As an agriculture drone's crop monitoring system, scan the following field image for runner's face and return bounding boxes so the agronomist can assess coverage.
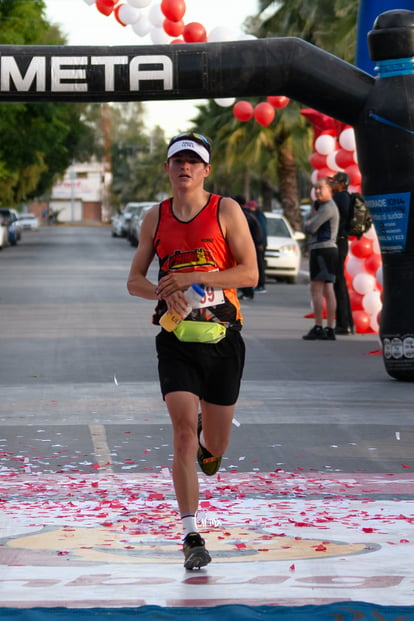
[165,151,210,188]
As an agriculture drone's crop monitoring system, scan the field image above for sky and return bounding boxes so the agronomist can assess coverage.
[44,0,260,137]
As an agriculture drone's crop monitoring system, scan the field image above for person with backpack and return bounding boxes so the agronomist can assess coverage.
[330,172,355,335]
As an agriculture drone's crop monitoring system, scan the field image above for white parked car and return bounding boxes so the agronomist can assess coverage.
[17,213,39,231]
[0,207,20,245]
[264,212,305,284]
[0,221,7,249]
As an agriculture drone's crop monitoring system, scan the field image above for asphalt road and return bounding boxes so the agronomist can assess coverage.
[0,225,413,478]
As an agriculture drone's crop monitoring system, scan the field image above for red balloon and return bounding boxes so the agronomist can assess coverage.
[349,289,364,311]
[254,102,275,127]
[317,167,336,179]
[365,252,382,275]
[114,5,127,26]
[335,148,355,169]
[96,0,115,16]
[309,152,327,170]
[163,18,184,37]
[301,108,338,134]
[345,271,353,288]
[267,96,289,108]
[161,0,186,22]
[350,237,373,258]
[170,38,184,44]
[183,22,207,42]
[352,309,371,333]
[233,100,254,122]
[346,163,362,186]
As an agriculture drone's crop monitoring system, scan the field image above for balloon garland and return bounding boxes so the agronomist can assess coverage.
[86,0,246,47]
[301,108,382,334]
[83,0,285,126]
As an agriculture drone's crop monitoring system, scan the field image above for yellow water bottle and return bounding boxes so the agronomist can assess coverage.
[159,284,204,332]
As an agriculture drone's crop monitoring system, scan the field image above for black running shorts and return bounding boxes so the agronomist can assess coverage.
[310,247,338,283]
[156,328,245,406]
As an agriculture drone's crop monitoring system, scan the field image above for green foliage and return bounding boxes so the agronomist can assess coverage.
[0,0,96,205]
[258,0,359,63]
[0,0,56,45]
[108,103,169,209]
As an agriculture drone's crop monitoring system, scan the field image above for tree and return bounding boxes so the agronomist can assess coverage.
[192,0,359,229]
[108,103,169,209]
[257,0,358,62]
[0,0,98,205]
[253,0,359,225]
[192,98,311,231]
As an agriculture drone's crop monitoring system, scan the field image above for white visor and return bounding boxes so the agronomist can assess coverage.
[167,139,210,164]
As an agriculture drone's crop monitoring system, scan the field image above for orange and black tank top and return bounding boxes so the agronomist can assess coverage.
[152,193,243,328]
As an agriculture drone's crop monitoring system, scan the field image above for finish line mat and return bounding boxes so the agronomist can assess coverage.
[2,603,414,620]
[0,472,413,607]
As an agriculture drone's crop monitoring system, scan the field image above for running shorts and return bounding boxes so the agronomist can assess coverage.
[156,328,245,406]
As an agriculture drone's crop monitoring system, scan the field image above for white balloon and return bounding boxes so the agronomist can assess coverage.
[353,272,376,295]
[370,312,380,333]
[346,255,365,277]
[128,0,152,6]
[83,0,95,5]
[373,236,381,254]
[118,4,140,24]
[132,13,151,36]
[364,225,377,240]
[239,33,257,40]
[208,26,238,42]
[214,98,235,107]
[148,2,163,27]
[326,151,342,172]
[314,134,336,155]
[310,169,319,185]
[363,290,382,315]
[150,26,170,44]
[339,127,356,151]
[376,265,383,287]
[353,149,359,164]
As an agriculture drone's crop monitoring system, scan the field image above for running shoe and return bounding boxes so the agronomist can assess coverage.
[197,413,222,476]
[324,327,336,340]
[302,325,327,340]
[183,532,211,570]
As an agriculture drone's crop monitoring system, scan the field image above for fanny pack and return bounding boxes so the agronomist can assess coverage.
[174,320,227,344]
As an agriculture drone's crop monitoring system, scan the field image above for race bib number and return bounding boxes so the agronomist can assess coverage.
[194,286,225,308]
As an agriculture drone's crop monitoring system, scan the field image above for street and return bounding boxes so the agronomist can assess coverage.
[0,226,413,608]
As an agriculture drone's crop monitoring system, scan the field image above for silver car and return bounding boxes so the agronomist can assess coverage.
[128,203,156,246]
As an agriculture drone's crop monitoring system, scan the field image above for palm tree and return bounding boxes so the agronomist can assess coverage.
[191,1,359,230]
[191,98,311,231]
[258,0,359,62]
[253,0,360,226]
